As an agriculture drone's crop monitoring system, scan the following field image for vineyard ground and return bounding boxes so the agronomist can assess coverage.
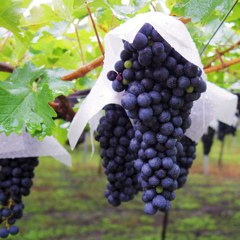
[15,133,240,240]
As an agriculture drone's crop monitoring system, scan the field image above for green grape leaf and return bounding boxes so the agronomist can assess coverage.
[41,69,74,97]
[0,0,23,40]
[52,0,74,22]
[0,62,73,139]
[20,4,62,29]
[172,0,233,24]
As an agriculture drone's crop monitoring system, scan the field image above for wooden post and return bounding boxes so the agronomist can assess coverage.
[203,155,209,175]
[83,132,88,162]
[218,139,225,168]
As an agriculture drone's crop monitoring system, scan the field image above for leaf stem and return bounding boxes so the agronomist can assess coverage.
[74,24,85,65]
[0,32,11,52]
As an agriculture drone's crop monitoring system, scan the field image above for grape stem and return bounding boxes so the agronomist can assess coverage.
[161,212,169,240]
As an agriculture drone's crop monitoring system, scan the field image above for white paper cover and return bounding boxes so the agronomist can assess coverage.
[0,131,72,166]
[68,12,237,148]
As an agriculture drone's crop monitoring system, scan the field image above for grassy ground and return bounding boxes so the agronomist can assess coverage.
[9,133,240,240]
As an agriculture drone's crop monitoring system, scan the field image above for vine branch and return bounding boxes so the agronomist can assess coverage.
[204,58,240,73]
[0,62,14,73]
[49,95,76,122]
[204,40,240,68]
[61,55,104,81]
[85,0,104,56]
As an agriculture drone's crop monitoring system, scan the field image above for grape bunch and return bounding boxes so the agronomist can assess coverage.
[106,23,206,214]
[176,136,197,188]
[201,127,215,155]
[0,157,39,238]
[95,104,140,207]
[218,121,237,142]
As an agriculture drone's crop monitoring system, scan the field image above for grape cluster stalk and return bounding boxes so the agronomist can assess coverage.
[102,23,206,214]
[0,157,39,238]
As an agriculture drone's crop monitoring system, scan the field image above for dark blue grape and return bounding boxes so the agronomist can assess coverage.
[153,67,169,82]
[144,202,157,215]
[149,91,161,104]
[158,111,171,123]
[0,228,8,238]
[161,177,174,189]
[151,29,164,42]
[139,107,153,121]
[162,157,174,170]
[135,70,144,80]
[122,69,135,81]
[166,76,177,88]
[114,60,125,72]
[145,148,157,159]
[173,88,184,97]
[169,96,184,109]
[160,122,174,136]
[132,60,142,70]
[152,104,163,115]
[165,138,177,149]
[112,80,125,92]
[148,157,161,170]
[139,23,153,36]
[132,32,148,50]
[174,64,184,77]
[149,176,160,186]
[152,42,164,55]
[165,56,177,70]
[120,50,132,61]
[152,195,167,210]
[107,71,117,81]
[9,226,19,235]
[178,76,190,89]
[2,208,11,217]
[121,93,137,110]
[128,82,144,96]
[184,62,198,77]
[141,164,152,177]
[140,78,154,91]
[143,131,156,146]
[156,134,167,143]
[138,47,152,67]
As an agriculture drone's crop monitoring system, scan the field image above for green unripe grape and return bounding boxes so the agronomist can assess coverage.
[124,60,132,69]
[122,79,129,85]
[156,186,163,193]
[186,86,194,93]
